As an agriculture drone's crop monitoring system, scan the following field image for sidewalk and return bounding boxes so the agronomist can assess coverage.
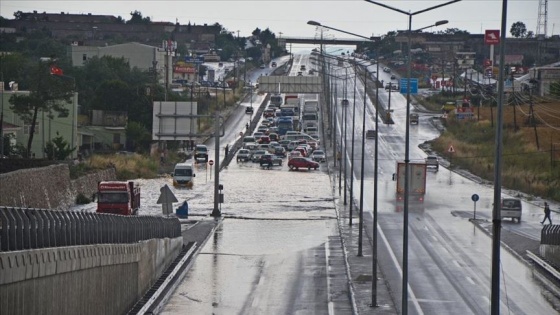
[333,185,399,314]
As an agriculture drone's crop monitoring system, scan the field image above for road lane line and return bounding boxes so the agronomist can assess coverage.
[325,242,334,315]
[378,222,424,315]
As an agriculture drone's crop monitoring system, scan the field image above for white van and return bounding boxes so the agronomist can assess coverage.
[172,162,195,187]
[501,198,522,223]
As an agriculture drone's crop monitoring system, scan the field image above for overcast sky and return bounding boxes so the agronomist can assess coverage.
[2,0,559,42]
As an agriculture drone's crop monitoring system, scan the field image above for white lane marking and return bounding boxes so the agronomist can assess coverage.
[325,242,335,315]
[378,223,424,315]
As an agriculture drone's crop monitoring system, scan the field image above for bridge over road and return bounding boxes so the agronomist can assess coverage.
[279,36,379,47]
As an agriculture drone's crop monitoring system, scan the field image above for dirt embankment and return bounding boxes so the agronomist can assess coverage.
[427,101,560,202]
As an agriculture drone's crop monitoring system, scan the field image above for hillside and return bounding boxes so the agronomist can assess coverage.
[427,101,560,201]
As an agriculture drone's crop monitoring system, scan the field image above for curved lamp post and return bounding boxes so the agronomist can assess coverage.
[364,1,459,314]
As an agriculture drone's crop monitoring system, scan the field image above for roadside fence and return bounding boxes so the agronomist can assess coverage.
[541,224,560,245]
[0,207,181,252]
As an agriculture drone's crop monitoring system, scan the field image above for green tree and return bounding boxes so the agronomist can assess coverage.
[127,11,151,24]
[73,56,139,112]
[550,81,560,97]
[126,121,152,152]
[0,53,27,86]
[8,61,74,157]
[438,28,470,35]
[510,21,527,38]
[44,133,75,160]
[90,80,133,111]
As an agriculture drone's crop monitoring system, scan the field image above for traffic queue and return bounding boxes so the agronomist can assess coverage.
[237,93,325,171]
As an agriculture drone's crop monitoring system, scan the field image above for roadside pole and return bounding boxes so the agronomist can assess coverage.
[472,194,479,220]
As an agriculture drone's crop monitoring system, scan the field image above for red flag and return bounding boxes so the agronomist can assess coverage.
[50,65,64,76]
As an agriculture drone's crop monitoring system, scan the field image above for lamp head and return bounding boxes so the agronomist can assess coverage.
[307,20,321,26]
[435,20,448,26]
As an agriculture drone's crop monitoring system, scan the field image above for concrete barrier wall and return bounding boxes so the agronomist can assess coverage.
[540,244,560,267]
[0,237,182,315]
[0,164,115,209]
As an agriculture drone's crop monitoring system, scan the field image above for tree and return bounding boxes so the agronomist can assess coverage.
[125,121,152,152]
[550,81,560,97]
[8,61,74,157]
[127,11,151,24]
[44,133,75,160]
[510,21,527,38]
[437,28,470,35]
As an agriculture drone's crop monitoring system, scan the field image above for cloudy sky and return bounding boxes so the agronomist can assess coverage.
[2,0,559,41]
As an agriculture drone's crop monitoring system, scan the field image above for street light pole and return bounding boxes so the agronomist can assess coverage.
[491,1,509,313]
[363,1,459,314]
[372,54,380,307]
[350,65,358,225]
[343,68,348,206]
[358,66,367,257]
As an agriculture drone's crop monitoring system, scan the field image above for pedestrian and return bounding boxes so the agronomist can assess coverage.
[225,144,229,157]
[541,202,552,225]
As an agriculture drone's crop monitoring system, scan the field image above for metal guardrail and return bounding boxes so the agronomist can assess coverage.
[541,224,560,245]
[0,207,181,252]
[526,250,560,280]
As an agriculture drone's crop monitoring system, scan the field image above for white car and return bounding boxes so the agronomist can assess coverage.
[236,149,251,162]
[251,150,268,162]
[311,150,326,163]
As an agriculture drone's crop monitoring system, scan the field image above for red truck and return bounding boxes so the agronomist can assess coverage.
[394,162,427,202]
[96,181,141,215]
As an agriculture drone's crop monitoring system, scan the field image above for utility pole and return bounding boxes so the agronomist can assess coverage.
[0,70,4,157]
[529,78,540,149]
[441,58,445,92]
[211,109,221,217]
[511,71,518,131]
[387,82,392,113]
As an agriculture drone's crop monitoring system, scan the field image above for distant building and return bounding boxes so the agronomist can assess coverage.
[68,42,172,86]
[4,11,220,49]
[0,87,79,159]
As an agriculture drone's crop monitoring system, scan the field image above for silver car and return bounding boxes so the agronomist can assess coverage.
[311,150,326,163]
[251,150,267,162]
[236,149,251,162]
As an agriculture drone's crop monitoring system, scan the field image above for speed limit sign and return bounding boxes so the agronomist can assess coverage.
[208,160,214,166]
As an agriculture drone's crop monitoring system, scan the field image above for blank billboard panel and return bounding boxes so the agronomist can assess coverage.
[258,76,322,94]
[152,101,198,140]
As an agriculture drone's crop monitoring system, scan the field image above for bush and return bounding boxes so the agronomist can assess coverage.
[75,192,91,204]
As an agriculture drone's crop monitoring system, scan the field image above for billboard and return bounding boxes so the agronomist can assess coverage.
[152,101,198,140]
[258,76,322,94]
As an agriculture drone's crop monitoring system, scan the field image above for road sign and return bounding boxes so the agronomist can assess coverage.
[156,184,178,215]
[448,145,455,153]
[184,56,205,64]
[484,30,500,45]
[209,160,214,166]
[472,194,480,220]
[400,78,418,94]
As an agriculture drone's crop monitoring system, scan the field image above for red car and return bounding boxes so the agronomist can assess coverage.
[258,136,271,144]
[288,157,319,170]
[294,146,308,157]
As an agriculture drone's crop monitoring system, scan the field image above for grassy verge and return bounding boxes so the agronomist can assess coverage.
[427,103,560,201]
[70,153,167,180]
